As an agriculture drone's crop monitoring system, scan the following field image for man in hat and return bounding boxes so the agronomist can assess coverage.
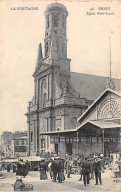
[94,156,102,185]
[51,158,58,182]
[65,157,72,178]
[82,157,91,186]
[58,158,64,183]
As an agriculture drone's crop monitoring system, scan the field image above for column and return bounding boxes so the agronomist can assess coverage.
[102,129,105,155]
[77,131,79,155]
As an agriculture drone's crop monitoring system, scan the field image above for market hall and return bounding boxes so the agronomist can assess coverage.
[40,88,121,158]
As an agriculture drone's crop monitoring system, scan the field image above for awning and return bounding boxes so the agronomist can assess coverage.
[39,120,121,136]
[77,120,121,130]
[2,159,18,163]
[22,156,42,162]
[39,128,77,135]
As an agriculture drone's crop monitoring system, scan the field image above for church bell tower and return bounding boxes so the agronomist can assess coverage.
[44,3,68,61]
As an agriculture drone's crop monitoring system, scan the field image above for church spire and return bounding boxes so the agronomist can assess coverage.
[36,43,43,68]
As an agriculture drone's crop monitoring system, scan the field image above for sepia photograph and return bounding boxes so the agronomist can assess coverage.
[0,0,121,192]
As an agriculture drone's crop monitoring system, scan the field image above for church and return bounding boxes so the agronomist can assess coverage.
[26,3,121,157]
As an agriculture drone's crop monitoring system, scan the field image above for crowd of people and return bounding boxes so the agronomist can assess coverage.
[6,158,30,178]
[38,153,104,186]
[4,152,121,188]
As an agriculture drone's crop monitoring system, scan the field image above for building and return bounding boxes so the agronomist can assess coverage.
[11,137,28,159]
[1,131,28,159]
[1,132,13,158]
[41,88,121,158]
[26,3,121,156]
[12,131,28,139]
[77,88,121,157]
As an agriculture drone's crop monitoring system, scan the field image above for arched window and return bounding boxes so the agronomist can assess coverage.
[98,98,121,119]
[40,78,47,108]
[71,117,77,126]
[45,41,49,57]
[52,13,59,27]
[43,93,46,108]
[46,15,49,29]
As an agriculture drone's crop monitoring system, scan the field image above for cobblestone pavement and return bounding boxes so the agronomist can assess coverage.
[0,170,121,192]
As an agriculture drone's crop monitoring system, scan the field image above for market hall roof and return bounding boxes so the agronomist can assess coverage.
[77,88,121,122]
[77,120,121,130]
[39,120,121,136]
[40,128,77,135]
[70,72,121,100]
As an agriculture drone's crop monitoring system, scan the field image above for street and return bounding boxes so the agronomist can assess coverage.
[0,169,121,192]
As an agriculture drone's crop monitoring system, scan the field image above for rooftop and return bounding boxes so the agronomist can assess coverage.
[70,72,121,100]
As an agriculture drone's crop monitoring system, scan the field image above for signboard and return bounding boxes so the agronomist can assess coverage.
[15,146,26,152]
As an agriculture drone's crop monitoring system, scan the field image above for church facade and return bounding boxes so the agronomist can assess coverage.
[26,3,121,156]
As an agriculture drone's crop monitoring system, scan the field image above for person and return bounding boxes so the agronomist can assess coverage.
[51,158,58,182]
[14,177,25,191]
[65,157,72,178]
[113,160,120,177]
[73,155,78,166]
[7,163,11,172]
[48,159,53,179]
[82,157,91,186]
[90,158,95,180]
[40,159,47,180]
[78,158,83,181]
[16,162,22,176]
[94,157,102,185]
[22,162,27,178]
[57,158,65,183]
[25,161,30,175]
[13,163,17,173]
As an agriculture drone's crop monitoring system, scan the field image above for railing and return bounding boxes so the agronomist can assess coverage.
[27,96,90,113]
[55,96,87,106]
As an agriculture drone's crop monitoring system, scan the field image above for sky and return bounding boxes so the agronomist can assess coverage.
[0,0,121,134]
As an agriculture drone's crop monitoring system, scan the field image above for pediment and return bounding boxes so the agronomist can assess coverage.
[33,63,50,77]
[78,89,121,122]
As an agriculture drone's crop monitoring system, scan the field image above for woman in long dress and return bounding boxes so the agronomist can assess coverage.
[22,162,27,178]
[40,160,47,180]
[58,159,65,183]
